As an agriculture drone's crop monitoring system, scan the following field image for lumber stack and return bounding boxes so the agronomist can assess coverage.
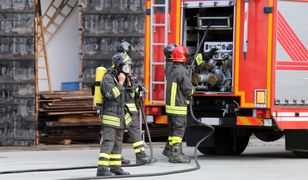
[38,90,101,144]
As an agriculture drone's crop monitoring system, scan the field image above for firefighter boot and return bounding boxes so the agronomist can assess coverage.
[168,143,191,163]
[110,167,130,175]
[96,166,115,176]
[136,151,151,165]
[121,157,130,165]
[162,142,171,157]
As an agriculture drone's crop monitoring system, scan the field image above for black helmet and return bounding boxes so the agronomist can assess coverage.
[112,52,133,74]
[117,42,135,57]
[164,43,177,61]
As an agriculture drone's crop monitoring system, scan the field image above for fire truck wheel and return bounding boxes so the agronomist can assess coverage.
[213,128,251,155]
[197,146,217,155]
[253,129,284,142]
[293,151,308,158]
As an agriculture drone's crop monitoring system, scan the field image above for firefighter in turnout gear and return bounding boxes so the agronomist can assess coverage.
[162,44,216,158]
[165,45,193,163]
[162,43,177,158]
[117,42,151,165]
[96,53,132,176]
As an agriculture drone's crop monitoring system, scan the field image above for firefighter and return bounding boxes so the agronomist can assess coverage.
[165,45,193,163]
[162,43,177,158]
[162,44,217,158]
[96,53,132,176]
[117,42,151,165]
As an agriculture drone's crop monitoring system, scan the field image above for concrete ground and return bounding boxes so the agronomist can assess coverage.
[1,137,308,180]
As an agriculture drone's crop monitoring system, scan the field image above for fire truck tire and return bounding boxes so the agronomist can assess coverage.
[197,146,216,155]
[253,130,284,142]
[293,151,308,158]
[213,128,251,155]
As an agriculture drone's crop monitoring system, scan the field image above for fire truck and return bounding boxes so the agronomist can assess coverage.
[143,0,308,157]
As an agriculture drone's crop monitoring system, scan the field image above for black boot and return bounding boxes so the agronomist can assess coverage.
[136,151,151,165]
[121,157,130,165]
[110,167,130,175]
[162,142,171,157]
[169,143,190,163]
[96,166,115,176]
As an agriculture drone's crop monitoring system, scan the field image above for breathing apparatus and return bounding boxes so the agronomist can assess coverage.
[112,52,133,77]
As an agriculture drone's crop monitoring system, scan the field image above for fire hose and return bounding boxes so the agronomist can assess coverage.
[0,97,214,179]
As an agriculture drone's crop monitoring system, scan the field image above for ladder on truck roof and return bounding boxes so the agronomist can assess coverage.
[149,0,169,104]
[36,0,78,92]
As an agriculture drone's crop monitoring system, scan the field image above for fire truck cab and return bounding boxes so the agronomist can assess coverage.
[143,0,308,157]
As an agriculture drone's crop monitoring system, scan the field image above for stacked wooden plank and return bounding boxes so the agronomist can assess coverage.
[38,90,101,144]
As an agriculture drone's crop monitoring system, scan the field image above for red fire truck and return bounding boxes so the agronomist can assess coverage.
[143,0,308,157]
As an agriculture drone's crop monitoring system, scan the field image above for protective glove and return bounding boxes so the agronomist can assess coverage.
[195,53,203,66]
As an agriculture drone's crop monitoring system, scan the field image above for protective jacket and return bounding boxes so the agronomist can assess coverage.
[165,63,193,115]
[100,71,126,129]
[123,79,138,127]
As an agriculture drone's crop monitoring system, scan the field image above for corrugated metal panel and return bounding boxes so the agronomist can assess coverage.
[278,1,308,48]
[275,0,308,105]
[276,70,308,104]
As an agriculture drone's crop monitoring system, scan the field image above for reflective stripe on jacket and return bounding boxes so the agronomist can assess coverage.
[100,72,125,129]
[165,63,192,115]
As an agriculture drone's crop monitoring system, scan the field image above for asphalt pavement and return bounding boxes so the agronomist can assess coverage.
[1,137,308,180]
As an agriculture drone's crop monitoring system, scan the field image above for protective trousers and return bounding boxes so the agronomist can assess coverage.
[98,126,124,169]
[126,111,145,153]
[168,115,187,145]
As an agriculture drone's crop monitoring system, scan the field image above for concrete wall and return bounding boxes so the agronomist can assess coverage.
[40,1,80,91]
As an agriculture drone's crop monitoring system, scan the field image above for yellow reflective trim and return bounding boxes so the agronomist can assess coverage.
[126,103,137,112]
[130,92,135,97]
[103,120,120,127]
[166,105,187,111]
[102,115,120,126]
[171,82,177,106]
[123,56,129,62]
[110,154,121,159]
[125,114,132,125]
[112,87,120,98]
[125,113,131,119]
[98,160,109,166]
[126,103,137,108]
[99,153,110,159]
[166,105,187,115]
[129,108,137,112]
[125,119,132,125]
[169,136,183,145]
[134,147,145,153]
[133,141,144,147]
[102,115,120,121]
[109,161,121,166]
